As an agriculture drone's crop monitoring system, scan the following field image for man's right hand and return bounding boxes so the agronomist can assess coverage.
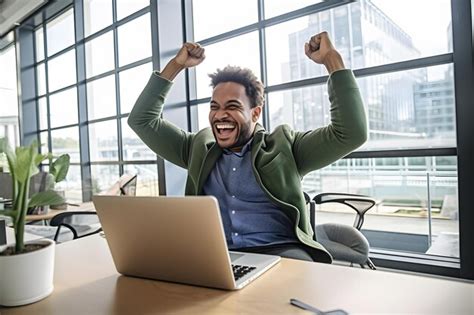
[174,42,205,68]
[160,42,205,81]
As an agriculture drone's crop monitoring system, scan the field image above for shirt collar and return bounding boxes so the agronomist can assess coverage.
[223,137,253,157]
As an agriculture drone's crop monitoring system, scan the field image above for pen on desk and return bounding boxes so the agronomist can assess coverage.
[290,298,324,315]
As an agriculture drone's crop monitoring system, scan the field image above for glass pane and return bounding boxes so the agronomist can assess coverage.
[303,156,459,258]
[36,63,46,95]
[46,8,75,56]
[196,32,260,99]
[117,13,151,66]
[55,165,83,203]
[358,64,456,150]
[265,0,452,85]
[264,0,323,19]
[38,97,48,130]
[84,0,113,36]
[268,64,456,151]
[192,0,257,41]
[116,0,148,21]
[35,27,44,61]
[196,103,211,130]
[49,87,78,128]
[39,131,49,154]
[87,75,116,120]
[91,165,119,194]
[121,117,156,161]
[124,164,159,196]
[0,45,19,147]
[119,62,151,114]
[48,49,77,92]
[85,31,115,78]
[89,120,119,161]
[51,126,80,163]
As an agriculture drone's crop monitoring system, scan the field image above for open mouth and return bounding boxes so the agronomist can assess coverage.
[214,122,237,138]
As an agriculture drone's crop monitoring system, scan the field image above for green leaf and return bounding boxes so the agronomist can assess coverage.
[34,153,49,166]
[28,190,66,208]
[50,154,70,183]
[14,144,38,183]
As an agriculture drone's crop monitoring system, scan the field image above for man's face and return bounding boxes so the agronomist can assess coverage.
[209,82,261,150]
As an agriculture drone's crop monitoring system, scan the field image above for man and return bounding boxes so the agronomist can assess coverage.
[128,32,367,263]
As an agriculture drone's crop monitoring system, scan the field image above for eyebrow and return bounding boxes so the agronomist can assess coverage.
[210,99,244,106]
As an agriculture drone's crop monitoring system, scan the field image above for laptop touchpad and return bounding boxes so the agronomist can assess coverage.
[229,252,245,262]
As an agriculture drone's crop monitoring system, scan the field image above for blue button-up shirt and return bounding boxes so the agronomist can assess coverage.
[202,139,298,249]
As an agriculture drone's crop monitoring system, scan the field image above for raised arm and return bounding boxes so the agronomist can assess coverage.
[293,32,367,176]
[127,43,205,169]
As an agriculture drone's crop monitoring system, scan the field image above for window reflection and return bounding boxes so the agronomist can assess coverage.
[55,165,83,203]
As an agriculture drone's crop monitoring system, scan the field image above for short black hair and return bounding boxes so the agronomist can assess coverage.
[209,66,264,108]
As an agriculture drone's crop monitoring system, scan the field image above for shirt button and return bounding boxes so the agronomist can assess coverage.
[231,210,236,214]
[232,195,235,198]
[234,233,239,236]
[232,167,236,171]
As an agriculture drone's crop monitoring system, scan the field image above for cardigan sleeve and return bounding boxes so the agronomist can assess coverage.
[127,72,194,169]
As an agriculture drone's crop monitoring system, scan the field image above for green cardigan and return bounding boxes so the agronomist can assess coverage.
[128,69,367,263]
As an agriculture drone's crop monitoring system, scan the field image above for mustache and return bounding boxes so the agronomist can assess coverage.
[212,119,236,124]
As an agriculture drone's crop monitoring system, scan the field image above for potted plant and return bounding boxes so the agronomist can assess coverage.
[0,138,68,306]
[48,154,71,210]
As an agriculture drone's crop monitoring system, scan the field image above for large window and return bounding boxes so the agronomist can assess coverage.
[187,0,462,270]
[28,1,159,202]
[16,0,473,279]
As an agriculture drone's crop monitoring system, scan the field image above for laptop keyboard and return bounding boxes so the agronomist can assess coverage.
[232,264,256,281]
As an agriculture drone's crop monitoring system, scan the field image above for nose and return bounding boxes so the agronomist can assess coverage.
[213,108,230,120]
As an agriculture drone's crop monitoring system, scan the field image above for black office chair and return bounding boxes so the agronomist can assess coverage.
[305,192,377,270]
[50,211,102,242]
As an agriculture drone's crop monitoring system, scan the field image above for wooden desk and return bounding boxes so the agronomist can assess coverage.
[25,202,95,222]
[1,235,473,314]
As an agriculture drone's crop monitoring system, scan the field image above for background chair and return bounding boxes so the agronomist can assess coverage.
[24,211,101,243]
[305,192,377,269]
[50,211,102,242]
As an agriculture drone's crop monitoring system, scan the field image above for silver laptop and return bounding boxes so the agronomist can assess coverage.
[92,195,280,290]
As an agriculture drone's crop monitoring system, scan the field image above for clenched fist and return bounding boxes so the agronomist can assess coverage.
[305,32,344,74]
[174,42,206,68]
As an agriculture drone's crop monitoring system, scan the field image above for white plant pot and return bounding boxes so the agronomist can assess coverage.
[0,238,55,306]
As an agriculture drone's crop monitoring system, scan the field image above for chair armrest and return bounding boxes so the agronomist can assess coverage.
[313,193,376,230]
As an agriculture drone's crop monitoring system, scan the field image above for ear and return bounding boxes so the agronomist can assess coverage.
[252,106,262,122]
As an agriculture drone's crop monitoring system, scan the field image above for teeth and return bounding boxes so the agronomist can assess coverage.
[216,124,235,129]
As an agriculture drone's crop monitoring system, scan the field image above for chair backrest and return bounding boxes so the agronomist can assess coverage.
[50,211,102,242]
[0,171,54,199]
